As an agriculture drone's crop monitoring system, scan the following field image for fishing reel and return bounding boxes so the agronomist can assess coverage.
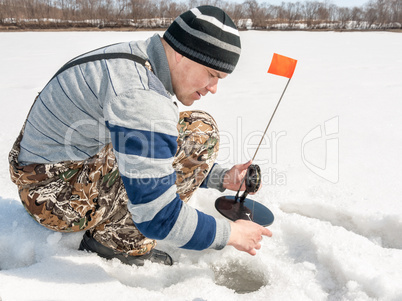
[215,164,274,226]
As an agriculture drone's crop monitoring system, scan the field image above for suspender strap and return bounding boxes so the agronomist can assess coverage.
[49,52,148,83]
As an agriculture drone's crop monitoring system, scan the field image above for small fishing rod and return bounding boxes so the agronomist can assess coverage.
[215,53,297,226]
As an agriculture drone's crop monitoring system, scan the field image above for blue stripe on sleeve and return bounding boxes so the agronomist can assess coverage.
[135,196,183,240]
[106,121,177,159]
[121,172,177,205]
[180,210,217,250]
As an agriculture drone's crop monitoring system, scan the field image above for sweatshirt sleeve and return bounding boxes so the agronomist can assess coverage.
[103,88,230,251]
[200,163,229,192]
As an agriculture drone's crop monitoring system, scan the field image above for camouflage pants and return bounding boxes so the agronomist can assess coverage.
[9,110,220,256]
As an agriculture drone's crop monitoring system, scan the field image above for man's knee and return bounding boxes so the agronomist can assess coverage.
[177,110,220,156]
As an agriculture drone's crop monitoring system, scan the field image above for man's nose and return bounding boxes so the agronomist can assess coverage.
[206,78,219,94]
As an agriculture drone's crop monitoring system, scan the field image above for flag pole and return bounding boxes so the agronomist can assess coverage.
[251,77,291,161]
[235,77,292,200]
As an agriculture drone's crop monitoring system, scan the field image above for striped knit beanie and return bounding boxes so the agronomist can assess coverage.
[163,5,241,74]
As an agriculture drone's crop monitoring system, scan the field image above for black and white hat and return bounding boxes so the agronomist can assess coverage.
[163,5,241,74]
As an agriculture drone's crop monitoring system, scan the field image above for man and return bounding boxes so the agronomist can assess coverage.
[9,5,272,266]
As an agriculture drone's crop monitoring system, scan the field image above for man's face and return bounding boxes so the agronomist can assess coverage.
[171,54,228,106]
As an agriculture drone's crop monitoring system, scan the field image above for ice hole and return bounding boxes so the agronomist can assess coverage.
[211,260,268,294]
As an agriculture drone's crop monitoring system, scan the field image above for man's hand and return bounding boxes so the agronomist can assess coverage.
[222,160,261,193]
[227,220,272,255]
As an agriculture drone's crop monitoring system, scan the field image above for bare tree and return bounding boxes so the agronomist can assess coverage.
[244,0,267,29]
[389,0,402,23]
[1,0,401,30]
[279,2,301,29]
[129,0,160,24]
[303,1,320,28]
[376,0,388,24]
[157,0,187,19]
[114,0,130,18]
[224,2,244,28]
[336,7,351,28]
[316,2,330,21]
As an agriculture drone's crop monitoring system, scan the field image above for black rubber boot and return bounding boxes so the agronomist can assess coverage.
[78,231,173,266]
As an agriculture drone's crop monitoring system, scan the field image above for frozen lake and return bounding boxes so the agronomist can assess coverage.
[0,30,401,301]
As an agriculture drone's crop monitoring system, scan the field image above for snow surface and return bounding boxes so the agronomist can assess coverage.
[1,31,402,301]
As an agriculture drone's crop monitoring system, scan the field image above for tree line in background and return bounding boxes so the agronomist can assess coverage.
[0,0,401,30]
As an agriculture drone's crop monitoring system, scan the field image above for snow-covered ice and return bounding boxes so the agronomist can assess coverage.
[0,30,401,301]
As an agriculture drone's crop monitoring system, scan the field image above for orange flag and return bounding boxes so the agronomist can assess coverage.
[267,53,297,78]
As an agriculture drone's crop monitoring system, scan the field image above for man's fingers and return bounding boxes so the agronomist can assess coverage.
[242,160,252,170]
[228,220,273,256]
[236,160,252,173]
[248,248,257,256]
[262,227,273,237]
